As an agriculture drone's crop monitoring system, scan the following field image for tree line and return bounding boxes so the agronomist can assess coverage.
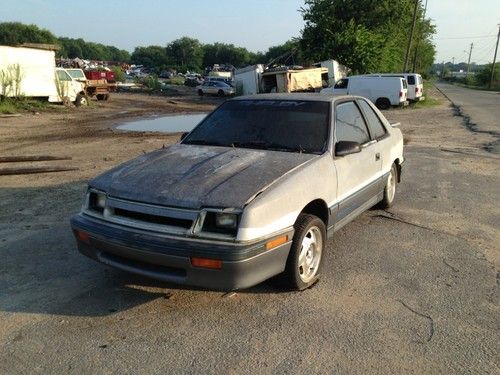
[0,1,436,75]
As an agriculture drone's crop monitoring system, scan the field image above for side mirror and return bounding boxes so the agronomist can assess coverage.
[180,132,189,141]
[335,141,361,156]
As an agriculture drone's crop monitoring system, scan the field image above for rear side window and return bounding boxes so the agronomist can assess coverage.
[402,79,408,88]
[417,75,423,84]
[334,78,348,89]
[335,101,370,144]
[407,75,415,85]
[357,100,387,140]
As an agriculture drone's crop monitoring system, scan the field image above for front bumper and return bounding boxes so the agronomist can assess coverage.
[70,213,293,290]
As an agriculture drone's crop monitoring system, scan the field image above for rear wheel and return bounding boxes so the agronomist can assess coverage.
[378,163,398,208]
[283,214,325,290]
[198,89,204,96]
[375,97,391,110]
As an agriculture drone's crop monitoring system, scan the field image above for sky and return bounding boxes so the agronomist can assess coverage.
[0,0,499,65]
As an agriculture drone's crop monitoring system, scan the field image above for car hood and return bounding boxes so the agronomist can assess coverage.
[90,144,318,209]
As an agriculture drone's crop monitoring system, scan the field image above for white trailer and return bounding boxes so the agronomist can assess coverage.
[0,45,86,105]
[313,59,349,86]
[234,64,264,95]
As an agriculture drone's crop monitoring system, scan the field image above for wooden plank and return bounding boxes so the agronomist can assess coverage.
[0,166,79,176]
[0,155,72,163]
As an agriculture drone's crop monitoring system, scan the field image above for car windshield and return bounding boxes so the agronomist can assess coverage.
[66,70,85,79]
[183,100,330,154]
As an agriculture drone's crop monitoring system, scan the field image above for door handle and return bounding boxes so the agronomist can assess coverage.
[375,153,380,161]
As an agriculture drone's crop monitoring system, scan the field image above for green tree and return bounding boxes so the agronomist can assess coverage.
[0,22,58,46]
[475,63,500,87]
[300,0,436,74]
[131,46,170,69]
[265,39,305,66]
[166,37,203,72]
[202,43,252,68]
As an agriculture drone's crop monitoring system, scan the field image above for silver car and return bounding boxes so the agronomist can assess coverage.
[196,81,235,96]
[71,94,404,291]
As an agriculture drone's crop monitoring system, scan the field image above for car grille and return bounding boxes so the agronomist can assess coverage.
[96,196,199,235]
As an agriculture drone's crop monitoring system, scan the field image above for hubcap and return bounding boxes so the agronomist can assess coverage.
[298,226,322,283]
[387,167,396,202]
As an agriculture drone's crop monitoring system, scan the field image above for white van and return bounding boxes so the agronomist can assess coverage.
[362,73,423,102]
[320,76,408,109]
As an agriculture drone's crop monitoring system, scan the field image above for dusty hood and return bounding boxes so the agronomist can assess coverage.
[90,144,317,209]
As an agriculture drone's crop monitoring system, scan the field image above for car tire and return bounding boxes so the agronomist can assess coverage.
[74,94,88,107]
[198,89,204,96]
[375,98,391,110]
[378,163,398,209]
[283,213,325,290]
[218,89,225,97]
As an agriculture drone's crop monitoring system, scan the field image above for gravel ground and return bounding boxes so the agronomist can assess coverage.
[0,87,498,374]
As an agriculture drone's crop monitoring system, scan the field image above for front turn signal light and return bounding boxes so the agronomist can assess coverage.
[266,235,288,251]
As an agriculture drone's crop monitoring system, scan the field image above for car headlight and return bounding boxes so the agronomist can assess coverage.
[87,189,106,214]
[199,210,240,236]
[215,213,238,229]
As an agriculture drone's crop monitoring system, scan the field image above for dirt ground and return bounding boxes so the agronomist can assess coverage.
[0,88,498,374]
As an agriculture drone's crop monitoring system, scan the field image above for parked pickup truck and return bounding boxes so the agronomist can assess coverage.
[66,68,116,101]
[71,94,405,291]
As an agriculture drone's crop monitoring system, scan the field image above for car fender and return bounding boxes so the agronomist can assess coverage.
[237,154,336,242]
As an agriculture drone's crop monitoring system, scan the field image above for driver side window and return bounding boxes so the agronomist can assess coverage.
[335,101,370,145]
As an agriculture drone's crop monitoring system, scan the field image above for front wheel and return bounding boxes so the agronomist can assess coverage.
[283,214,325,290]
[198,89,204,96]
[378,163,398,208]
[217,89,225,97]
[74,94,88,107]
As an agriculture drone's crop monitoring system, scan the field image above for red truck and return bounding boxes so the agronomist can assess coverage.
[66,69,117,101]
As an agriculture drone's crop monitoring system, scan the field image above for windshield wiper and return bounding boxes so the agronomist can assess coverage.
[230,141,270,150]
[265,143,307,153]
[183,139,224,146]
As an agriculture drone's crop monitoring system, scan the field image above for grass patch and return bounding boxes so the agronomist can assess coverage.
[166,76,185,85]
[0,98,50,114]
[0,100,17,114]
[409,96,442,109]
[407,81,442,109]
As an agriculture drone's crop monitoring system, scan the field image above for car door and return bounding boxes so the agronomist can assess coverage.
[357,98,393,180]
[333,100,382,225]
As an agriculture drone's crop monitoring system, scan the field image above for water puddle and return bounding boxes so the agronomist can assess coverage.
[117,113,207,133]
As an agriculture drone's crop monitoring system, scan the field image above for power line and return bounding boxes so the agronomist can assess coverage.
[434,34,496,40]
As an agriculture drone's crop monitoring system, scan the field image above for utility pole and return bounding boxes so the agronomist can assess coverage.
[404,0,420,72]
[466,43,473,77]
[411,0,428,72]
[452,57,455,66]
[489,24,500,89]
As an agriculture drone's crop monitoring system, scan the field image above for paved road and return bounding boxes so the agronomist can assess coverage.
[1,93,499,373]
[435,83,500,153]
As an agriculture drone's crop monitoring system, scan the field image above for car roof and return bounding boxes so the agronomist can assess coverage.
[231,93,364,103]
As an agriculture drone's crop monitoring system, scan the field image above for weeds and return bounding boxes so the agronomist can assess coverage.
[135,75,162,90]
[166,76,185,85]
[0,98,49,114]
[0,100,17,114]
[0,64,24,97]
